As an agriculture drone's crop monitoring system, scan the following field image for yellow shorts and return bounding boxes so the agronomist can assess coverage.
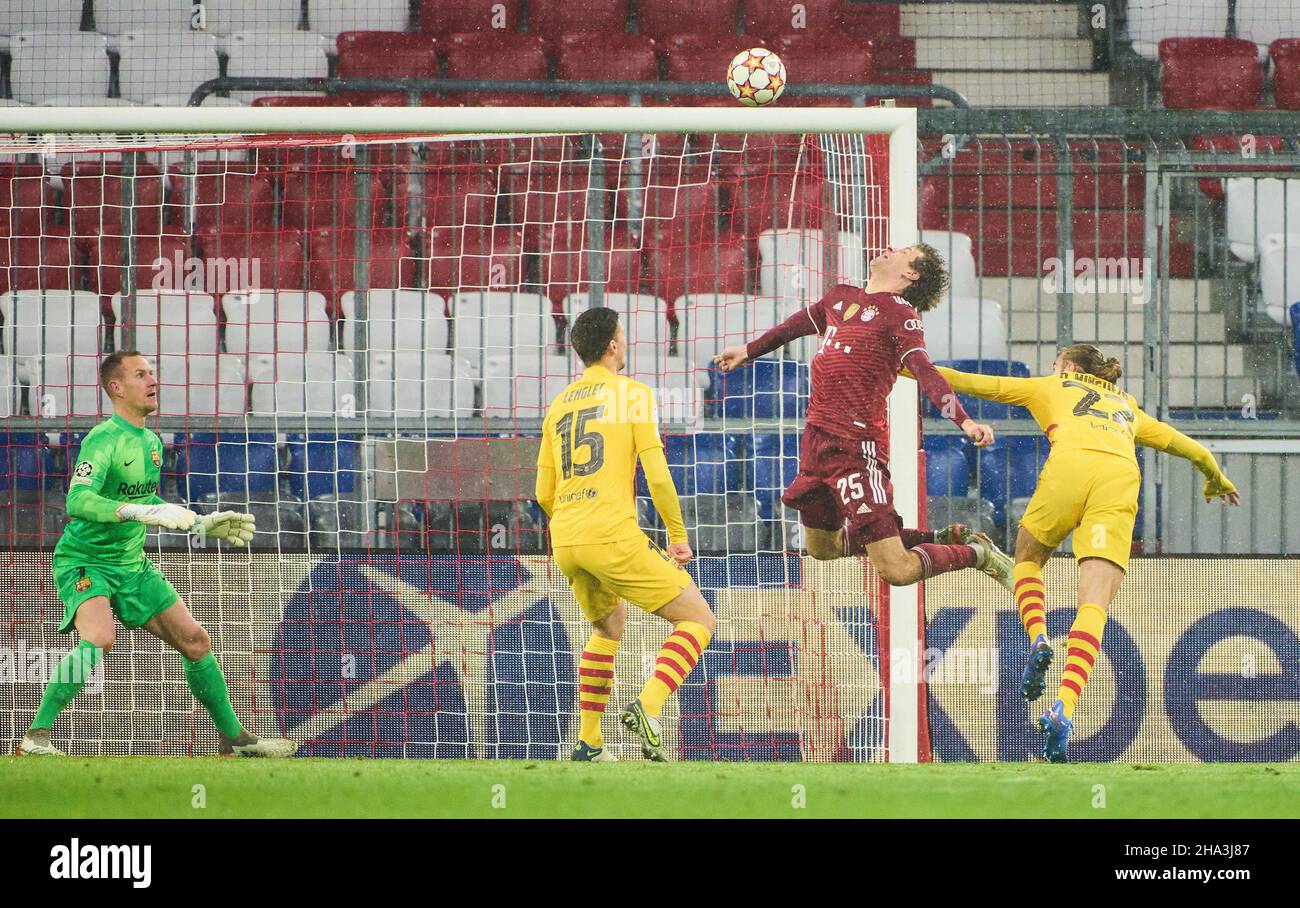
[553,533,693,622]
[1019,449,1141,571]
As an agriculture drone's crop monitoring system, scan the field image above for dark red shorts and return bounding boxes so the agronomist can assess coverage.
[781,424,902,545]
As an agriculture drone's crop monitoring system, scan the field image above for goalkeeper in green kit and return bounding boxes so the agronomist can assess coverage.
[18,351,297,757]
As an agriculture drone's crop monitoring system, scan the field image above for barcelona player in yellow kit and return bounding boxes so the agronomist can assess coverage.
[535,307,717,762]
[930,344,1239,762]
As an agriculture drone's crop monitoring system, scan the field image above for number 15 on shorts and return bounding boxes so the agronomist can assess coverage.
[836,472,869,508]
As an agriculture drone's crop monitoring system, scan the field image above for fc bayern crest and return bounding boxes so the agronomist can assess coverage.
[861,305,879,322]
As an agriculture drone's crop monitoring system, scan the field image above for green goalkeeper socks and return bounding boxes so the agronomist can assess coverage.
[31,640,102,731]
[184,652,244,739]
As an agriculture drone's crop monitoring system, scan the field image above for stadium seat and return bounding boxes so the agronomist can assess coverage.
[166,162,278,233]
[566,290,673,370]
[541,225,644,305]
[757,228,864,311]
[0,290,102,395]
[223,289,332,356]
[621,163,720,248]
[310,0,410,36]
[638,0,740,41]
[553,34,658,104]
[922,297,1009,362]
[340,288,450,355]
[1257,233,1300,326]
[0,433,48,495]
[927,495,996,537]
[682,492,758,554]
[978,435,1049,535]
[308,227,418,314]
[923,435,972,497]
[60,161,166,239]
[647,240,747,319]
[365,350,475,417]
[751,432,799,518]
[84,232,190,302]
[1224,177,1300,262]
[929,359,1032,421]
[150,351,244,418]
[0,1,84,34]
[399,165,502,232]
[201,0,303,34]
[1126,0,1227,60]
[193,226,309,292]
[249,351,357,416]
[664,433,748,495]
[111,290,219,356]
[1235,1,1300,57]
[727,168,825,237]
[450,291,558,368]
[1189,134,1287,200]
[438,33,548,106]
[0,165,55,237]
[420,0,519,35]
[1159,38,1261,110]
[0,232,77,295]
[116,31,221,105]
[531,0,630,40]
[920,229,977,303]
[281,165,392,233]
[1273,40,1300,111]
[8,32,109,105]
[425,224,525,293]
[683,293,784,365]
[770,34,875,88]
[712,357,808,420]
[284,432,362,500]
[480,352,576,419]
[744,0,839,37]
[660,34,756,105]
[179,432,280,504]
[91,0,194,33]
[223,32,333,103]
[336,30,438,80]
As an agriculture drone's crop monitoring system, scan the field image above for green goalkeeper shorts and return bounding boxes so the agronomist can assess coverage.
[53,556,180,633]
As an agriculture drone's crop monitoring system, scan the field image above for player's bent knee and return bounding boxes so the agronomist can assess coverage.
[181,623,212,661]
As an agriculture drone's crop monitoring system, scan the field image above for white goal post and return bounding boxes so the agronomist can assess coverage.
[1,105,926,763]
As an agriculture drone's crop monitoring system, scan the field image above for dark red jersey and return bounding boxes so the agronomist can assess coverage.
[745,285,969,444]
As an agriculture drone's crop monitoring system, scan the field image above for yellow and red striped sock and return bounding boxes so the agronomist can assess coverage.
[638,620,712,718]
[1013,561,1048,641]
[577,634,620,747]
[1057,604,1107,719]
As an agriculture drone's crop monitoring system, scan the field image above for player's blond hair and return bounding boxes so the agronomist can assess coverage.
[899,243,949,313]
[100,349,144,393]
[1061,343,1123,384]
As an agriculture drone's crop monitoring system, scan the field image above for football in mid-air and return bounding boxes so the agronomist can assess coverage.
[726,47,786,107]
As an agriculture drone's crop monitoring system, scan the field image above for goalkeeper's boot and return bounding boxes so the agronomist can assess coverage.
[219,731,298,758]
[1020,633,1054,701]
[969,532,1016,594]
[17,728,66,756]
[934,523,975,545]
[1038,699,1073,764]
[571,741,617,762]
[619,699,666,762]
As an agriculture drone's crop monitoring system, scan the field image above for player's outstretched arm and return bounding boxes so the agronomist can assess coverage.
[714,298,829,372]
[640,446,692,564]
[1133,412,1241,505]
[904,362,1039,406]
[901,351,996,447]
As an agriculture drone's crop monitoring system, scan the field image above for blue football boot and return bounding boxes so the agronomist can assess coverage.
[1020,633,1054,701]
[571,740,617,762]
[1038,699,1073,763]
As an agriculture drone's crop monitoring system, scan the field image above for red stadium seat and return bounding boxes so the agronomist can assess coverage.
[0,165,54,237]
[395,165,498,232]
[166,163,278,233]
[541,224,643,305]
[1159,37,1261,110]
[420,0,520,34]
[771,34,875,87]
[871,69,933,108]
[555,34,659,104]
[1190,134,1287,199]
[727,170,826,238]
[83,231,189,301]
[530,0,630,41]
[281,166,392,232]
[615,163,720,247]
[647,238,747,310]
[60,162,165,238]
[504,162,607,248]
[873,36,916,70]
[743,0,838,37]
[439,33,549,106]
[426,224,524,293]
[834,2,901,39]
[193,226,309,291]
[309,227,417,312]
[336,31,438,78]
[1272,39,1300,110]
[637,0,740,41]
[0,231,77,295]
[661,34,760,105]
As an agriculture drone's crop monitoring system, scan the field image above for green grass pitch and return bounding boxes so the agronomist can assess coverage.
[2,758,1297,818]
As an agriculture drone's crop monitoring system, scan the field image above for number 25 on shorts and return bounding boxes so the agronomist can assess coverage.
[836,472,865,505]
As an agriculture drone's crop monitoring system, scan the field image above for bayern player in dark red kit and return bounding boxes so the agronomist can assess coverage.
[714,243,1015,591]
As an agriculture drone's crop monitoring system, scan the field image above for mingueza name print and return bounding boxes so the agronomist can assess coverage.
[49,839,152,889]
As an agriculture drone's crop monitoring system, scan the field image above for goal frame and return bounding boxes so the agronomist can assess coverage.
[4,105,925,763]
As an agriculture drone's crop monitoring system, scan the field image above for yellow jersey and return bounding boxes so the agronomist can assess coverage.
[933,366,1235,496]
[535,364,687,546]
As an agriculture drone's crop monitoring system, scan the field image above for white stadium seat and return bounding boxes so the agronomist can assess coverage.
[201,0,302,34]
[117,31,221,105]
[0,291,102,383]
[33,353,106,418]
[309,0,410,37]
[481,353,576,420]
[921,229,977,303]
[565,291,674,377]
[0,356,16,418]
[1257,233,1300,326]
[1126,0,1227,60]
[1225,177,1300,262]
[341,289,449,355]
[758,228,865,309]
[249,352,357,416]
[1234,0,1300,57]
[94,0,196,34]
[678,293,785,366]
[155,353,247,417]
[451,291,554,373]
[112,291,221,357]
[366,352,475,418]
[223,32,332,102]
[9,32,109,105]
[0,2,84,35]
[923,298,1009,361]
[222,290,332,355]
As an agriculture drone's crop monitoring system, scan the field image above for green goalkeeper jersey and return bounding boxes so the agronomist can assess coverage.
[54,413,167,567]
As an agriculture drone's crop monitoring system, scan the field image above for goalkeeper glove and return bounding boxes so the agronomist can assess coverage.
[193,510,256,547]
[117,503,198,530]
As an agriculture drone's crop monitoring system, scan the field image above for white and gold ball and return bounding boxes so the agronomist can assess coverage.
[726,47,787,107]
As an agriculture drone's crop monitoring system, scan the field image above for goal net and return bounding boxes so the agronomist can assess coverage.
[0,106,925,762]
